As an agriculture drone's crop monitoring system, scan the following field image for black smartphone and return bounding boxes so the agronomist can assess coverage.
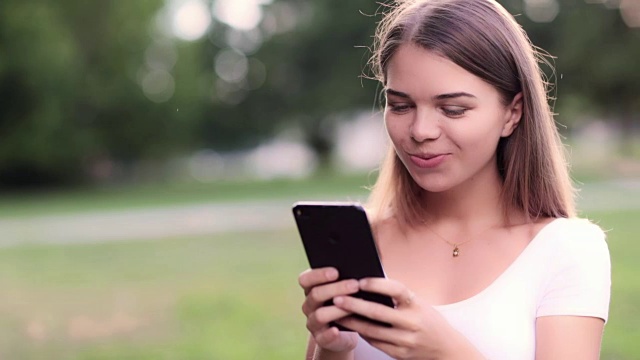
[292,201,394,330]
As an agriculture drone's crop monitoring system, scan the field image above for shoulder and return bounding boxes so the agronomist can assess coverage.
[544,217,608,255]
[536,217,611,321]
[534,217,610,273]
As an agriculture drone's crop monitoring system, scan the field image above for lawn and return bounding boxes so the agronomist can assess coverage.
[0,209,637,359]
[0,229,310,359]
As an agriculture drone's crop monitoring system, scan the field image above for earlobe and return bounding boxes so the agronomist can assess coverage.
[501,92,523,137]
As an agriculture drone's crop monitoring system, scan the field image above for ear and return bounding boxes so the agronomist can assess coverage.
[501,92,523,137]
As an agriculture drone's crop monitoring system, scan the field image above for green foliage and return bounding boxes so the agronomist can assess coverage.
[499,1,640,125]
[0,0,638,187]
[0,0,202,186]
[203,0,382,156]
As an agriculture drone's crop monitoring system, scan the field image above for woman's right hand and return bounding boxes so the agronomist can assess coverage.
[299,267,360,353]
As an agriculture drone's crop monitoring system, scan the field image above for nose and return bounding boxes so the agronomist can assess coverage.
[410,108,441,142]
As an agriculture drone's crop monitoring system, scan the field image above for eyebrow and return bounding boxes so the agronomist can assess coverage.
[385,88,477,101]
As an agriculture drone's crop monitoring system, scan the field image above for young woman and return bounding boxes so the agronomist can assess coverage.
[298,0,611,359]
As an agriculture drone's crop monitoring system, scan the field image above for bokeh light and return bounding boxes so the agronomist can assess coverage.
[225,28,264,54]
[525,0,560,23]
[215,48,249,84]
[142,69,175,103]
[620,0,640,27]
[172,0,211,41]
[213,0,272,31]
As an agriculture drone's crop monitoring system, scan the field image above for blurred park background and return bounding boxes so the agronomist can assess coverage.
[0,0,638,358]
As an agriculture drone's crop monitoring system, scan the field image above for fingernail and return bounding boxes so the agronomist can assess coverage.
[326,268,338,280]
[334,296,344,305]
[359,279,368,287]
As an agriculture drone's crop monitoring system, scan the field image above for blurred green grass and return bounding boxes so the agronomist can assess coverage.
[0,229,309,359]
[0,209,637,359]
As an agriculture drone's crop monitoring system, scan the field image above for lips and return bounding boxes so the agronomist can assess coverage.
[408,153,449,169]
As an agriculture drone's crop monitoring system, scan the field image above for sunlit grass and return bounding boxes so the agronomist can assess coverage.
[0,229,309,359]
[593,210,640,359]
[0,209,637,359]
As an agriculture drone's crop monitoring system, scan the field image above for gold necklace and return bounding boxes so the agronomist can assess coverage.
[422,222,496,258]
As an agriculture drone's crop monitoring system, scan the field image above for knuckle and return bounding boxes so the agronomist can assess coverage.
[400,333,417,348]
[309,287,324,303]
[344,279,357,292]
[406,318,420,332]
[306,314,317,332]
[314,308,329,324]
[397,347,411,360]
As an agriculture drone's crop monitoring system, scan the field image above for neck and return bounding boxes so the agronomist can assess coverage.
[419,166,512,230]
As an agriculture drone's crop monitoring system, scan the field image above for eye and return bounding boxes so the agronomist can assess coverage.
[442,106,467,117]
[387,103,413,114]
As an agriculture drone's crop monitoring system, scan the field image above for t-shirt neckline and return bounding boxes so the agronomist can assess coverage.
[433,217,565,310]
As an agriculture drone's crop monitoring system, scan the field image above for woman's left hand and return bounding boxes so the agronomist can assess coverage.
[332,278,460,360]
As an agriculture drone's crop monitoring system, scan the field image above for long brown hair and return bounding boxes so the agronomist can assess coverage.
[366,0,575,226]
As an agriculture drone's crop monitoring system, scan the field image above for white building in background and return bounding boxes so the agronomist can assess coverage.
[246,139,317,180]
[243,111,387,179]
[334,111,387,173]
[185,111,387,181]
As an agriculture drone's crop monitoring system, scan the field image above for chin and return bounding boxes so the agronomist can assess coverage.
[409,172,456,193]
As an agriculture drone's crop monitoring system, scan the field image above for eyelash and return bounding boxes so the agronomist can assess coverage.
[388,103,413,114]
[442,107,467,117]
[387,103,467,117]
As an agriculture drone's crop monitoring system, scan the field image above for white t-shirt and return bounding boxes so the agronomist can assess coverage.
[354,217,611,360]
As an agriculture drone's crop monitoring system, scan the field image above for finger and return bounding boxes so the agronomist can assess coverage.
[303,279,359,315]
[399,291,416,308]
[299,267,339,294]
[314,326,358,350]
[359,278,415,307]
[315,326,341,345]
[333,295,408,327]
[336,316,398,342]
[339,317,416,353]
[306,305,351,332]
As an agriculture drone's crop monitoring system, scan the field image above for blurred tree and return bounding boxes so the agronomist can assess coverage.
[0,0,637,188]
[202,0,639,164]
[200,0,381,166]
[552,2,640,154]
[0,0,85,186]
[500,0,640,143]
[0,0,203,187]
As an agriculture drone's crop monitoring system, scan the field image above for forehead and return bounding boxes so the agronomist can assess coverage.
[386,44,498,100]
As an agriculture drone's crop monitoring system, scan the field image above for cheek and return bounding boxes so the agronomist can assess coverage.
[463,112,505,142]
[448,117,504,158]
[384,119,404,145]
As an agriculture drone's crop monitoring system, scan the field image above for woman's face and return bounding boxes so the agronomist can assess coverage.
[384,44,521,194]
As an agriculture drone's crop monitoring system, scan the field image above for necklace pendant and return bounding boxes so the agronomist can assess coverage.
[453,247,459,257]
